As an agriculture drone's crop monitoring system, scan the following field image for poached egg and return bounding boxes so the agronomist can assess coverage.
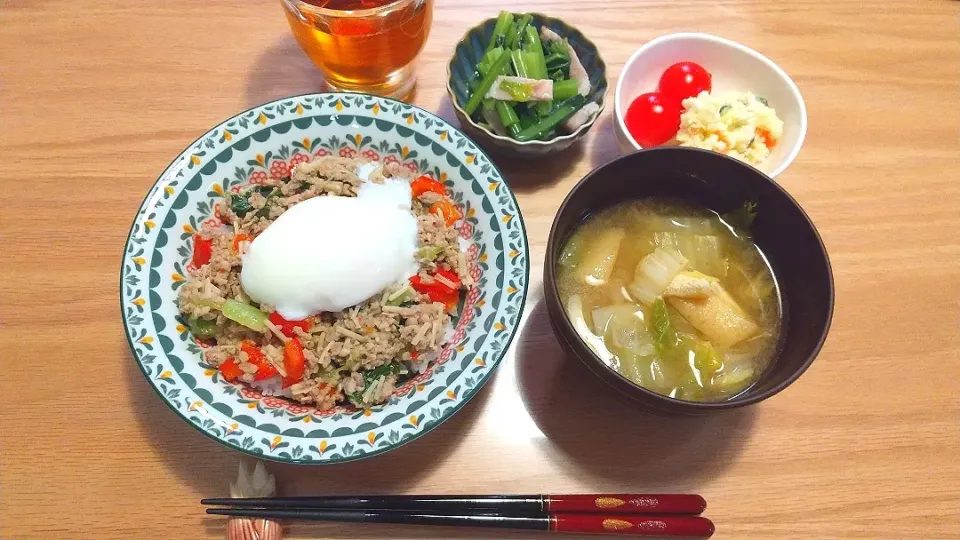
[240,173,419,320]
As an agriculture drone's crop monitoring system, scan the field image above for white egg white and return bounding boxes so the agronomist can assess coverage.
[240,170,418,320]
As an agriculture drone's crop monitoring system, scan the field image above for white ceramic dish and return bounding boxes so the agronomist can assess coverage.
[613,32,807,178]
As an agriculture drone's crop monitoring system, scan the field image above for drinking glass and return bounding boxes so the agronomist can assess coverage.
[281,0,433,100]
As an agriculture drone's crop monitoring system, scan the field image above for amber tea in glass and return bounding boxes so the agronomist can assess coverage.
[281,0,433,99]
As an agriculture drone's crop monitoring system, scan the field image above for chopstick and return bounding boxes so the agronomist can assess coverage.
[201,493,706,515]
[205,508,715,537]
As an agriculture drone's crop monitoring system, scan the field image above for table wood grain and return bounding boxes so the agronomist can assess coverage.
[2,0,959,538]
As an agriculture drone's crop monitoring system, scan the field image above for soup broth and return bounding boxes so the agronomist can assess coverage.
[557,199,781,402]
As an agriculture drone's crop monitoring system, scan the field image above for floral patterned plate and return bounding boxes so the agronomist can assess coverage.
[121,93,529,463]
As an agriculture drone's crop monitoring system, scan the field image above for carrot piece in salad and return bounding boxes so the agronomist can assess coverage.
[756,127,777,148]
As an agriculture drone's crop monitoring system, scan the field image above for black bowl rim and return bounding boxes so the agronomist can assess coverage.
[445,12,609,147]
[544,146,835,410]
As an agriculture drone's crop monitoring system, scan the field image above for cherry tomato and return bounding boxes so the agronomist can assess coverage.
[624,92,682,148]
[658,61,712,105]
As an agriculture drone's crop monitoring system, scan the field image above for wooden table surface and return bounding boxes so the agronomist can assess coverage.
[3,1,959,538]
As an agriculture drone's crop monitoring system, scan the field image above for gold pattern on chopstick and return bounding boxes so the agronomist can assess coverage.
[602,519,634,531]
[595,497,626,509]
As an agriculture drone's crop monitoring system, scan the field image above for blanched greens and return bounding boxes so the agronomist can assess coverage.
[348,363,405,407]
[228,185,280,218]
[228,192,254,217]
[464,11,597,141]
[544,38,571,81]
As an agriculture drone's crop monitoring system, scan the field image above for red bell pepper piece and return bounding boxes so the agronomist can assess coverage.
[410,175,447,198]
[232,233,252,253]
[409,269,461,309]
[408,275,441,301]
[268,312,313,338]
[241,340,278,381]
[218,357,243,382]
[434,267,462,291]
[409,270,460,295]
[408,275,429,293]
[437,289,459,311]
[429,199,463,226]
[282,338,306,388]
[192,235,213,267]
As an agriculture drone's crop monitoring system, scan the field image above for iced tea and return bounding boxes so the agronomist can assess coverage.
[281,0,433,99]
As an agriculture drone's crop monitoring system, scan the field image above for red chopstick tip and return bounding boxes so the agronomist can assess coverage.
[552,514,715,537]
[547,494,708,515]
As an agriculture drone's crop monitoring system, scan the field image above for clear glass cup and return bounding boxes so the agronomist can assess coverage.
[280,0,433,100]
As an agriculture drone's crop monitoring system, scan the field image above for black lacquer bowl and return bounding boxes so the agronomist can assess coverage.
[543,148,834,414]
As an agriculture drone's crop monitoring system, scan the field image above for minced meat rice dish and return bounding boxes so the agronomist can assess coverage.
[178,156,472,410]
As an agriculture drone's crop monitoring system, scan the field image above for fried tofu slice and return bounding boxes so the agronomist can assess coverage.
[667,280,759,347]
[663,271,717,300]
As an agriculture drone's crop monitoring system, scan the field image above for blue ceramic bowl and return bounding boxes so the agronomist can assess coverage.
[447,14,608,158]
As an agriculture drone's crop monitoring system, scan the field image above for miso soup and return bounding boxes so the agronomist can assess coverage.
[557,199,781,402]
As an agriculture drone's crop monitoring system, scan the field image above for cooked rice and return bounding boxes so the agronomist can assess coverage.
[178,156,470,410]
